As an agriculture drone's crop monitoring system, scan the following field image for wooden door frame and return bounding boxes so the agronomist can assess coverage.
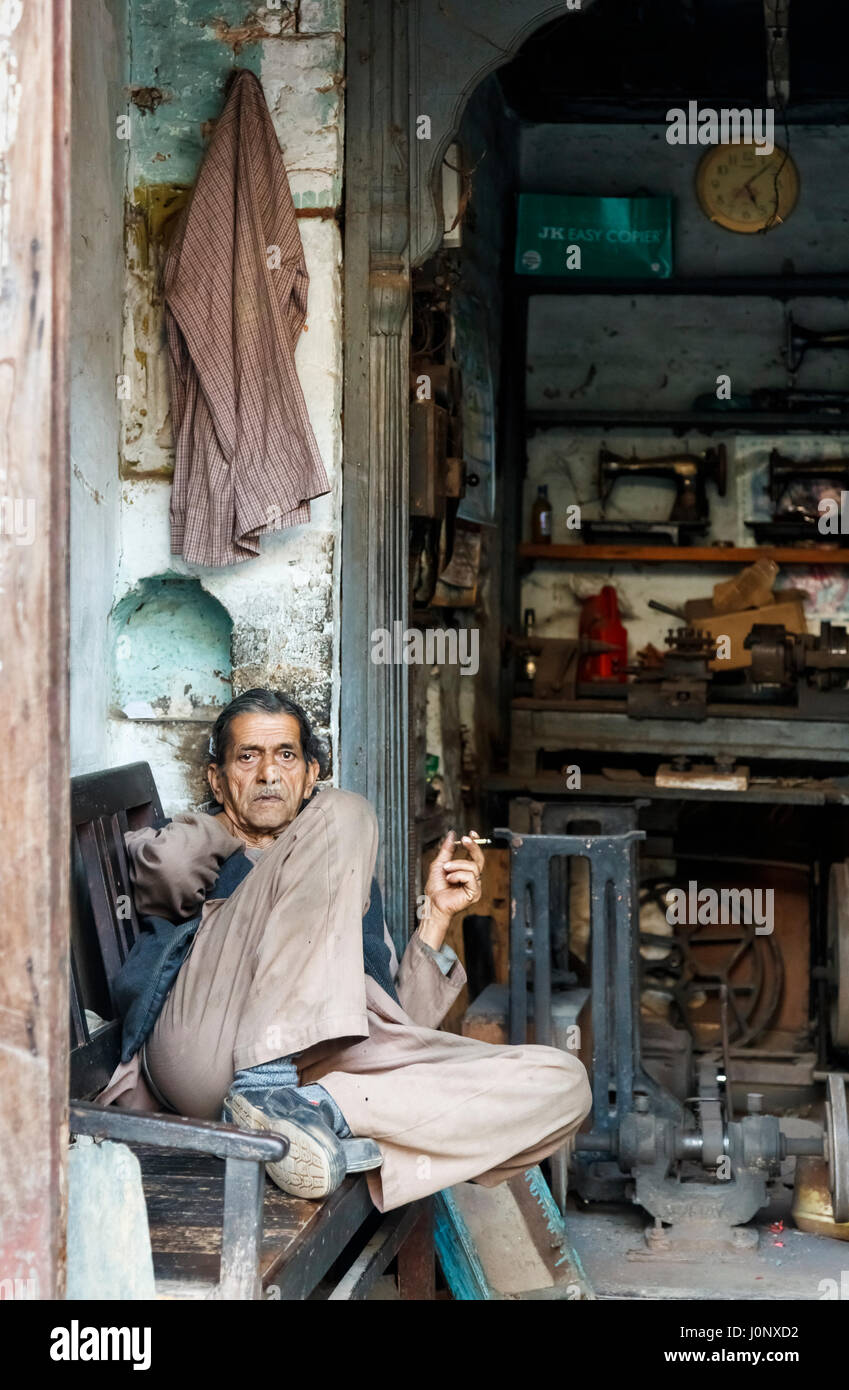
[0,0,72,1298]
[341,0,588,944]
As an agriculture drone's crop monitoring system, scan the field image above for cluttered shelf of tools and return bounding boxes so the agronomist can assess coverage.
[519,543,849,565]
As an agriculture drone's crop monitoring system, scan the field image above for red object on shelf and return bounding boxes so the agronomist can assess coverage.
[578,585,628,684]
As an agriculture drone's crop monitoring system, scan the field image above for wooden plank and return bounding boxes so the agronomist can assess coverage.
[328,1203,420,1301]
[433,1189,497,1301]
[75,821,125,990]
[262,1176,375,1299]
[140,1146,377,1300]
[218,1157,264,1300]
[0,0,71,1299]
[397,1198,435,1301]
[519,543,849,565]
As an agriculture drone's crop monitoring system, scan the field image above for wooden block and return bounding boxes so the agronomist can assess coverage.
[443,456,464,499]
[656,763,749,791]
[462,982,512,1045]
[410,400,447,519]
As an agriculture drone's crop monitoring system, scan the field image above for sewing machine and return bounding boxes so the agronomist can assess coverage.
[746,447,849,545]
[585,443,727,544]
[785,313,849,375]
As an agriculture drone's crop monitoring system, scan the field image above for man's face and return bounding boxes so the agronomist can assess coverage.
[207,711,320,845]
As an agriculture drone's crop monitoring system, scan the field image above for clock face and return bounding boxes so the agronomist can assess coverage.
[695,143,799,233]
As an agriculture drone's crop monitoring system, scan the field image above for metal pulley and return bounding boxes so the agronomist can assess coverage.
[827,861,849,1049]
[825,1073,849,1225]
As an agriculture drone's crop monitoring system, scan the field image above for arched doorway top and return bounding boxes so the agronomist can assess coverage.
[410,0,599,265]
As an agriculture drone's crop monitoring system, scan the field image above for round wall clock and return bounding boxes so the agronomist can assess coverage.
[695,143,800,233]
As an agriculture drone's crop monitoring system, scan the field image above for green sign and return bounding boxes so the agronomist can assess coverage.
[515,194,674,279]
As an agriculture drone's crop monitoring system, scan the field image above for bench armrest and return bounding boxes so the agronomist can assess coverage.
[69,1099,287,1163]
[70,1099,285,1299]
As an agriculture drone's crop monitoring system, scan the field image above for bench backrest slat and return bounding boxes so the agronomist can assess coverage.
[69,761,166,1098]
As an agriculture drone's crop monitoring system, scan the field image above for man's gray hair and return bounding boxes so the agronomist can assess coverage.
[208,688,327,776]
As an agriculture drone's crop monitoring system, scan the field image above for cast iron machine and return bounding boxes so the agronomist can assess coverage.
[785,313,849,375]
[627,627,716,721]
[747,447,849,544]
[739,621,849,718]
[587,443,727,543]
[496,805,849,1256]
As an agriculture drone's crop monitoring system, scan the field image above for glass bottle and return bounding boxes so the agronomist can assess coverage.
[531,484,552,544]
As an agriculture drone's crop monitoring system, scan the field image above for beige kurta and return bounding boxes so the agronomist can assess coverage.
[99,787,592,1211]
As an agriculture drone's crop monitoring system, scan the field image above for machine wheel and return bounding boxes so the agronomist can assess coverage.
[825,1073,849,1224]
[639,878,783,1047]
[827,861,849,1050]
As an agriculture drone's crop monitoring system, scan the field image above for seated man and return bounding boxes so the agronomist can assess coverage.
[99,688,592,1213]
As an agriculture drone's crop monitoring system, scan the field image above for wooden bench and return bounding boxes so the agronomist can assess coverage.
[68,761,434,1300]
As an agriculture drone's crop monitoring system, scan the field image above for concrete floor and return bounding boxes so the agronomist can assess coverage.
[566,1183,849,1300]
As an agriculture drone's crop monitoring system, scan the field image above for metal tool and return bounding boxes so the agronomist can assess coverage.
[639,877,784,1049]
[785,312,849,375]
[496,805,670,1210]
[496,818,849,1249]
[691,387,849,416]
[750,386,849,416]
[648,598,687,621]
[627,628,716,721]
[597,443,727,530]
[508,631,620,701]
[827,861,849,1051]
[737,621,849,718]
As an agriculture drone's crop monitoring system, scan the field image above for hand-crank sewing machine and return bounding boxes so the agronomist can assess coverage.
[494,804,849,1256]
[747,447,849,545]
[584,443,727,544]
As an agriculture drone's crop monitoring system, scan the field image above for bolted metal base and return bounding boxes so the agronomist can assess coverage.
[630,1217,759,1262]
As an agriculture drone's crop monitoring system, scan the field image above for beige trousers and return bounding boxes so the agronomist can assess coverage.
[143,787,593,1212]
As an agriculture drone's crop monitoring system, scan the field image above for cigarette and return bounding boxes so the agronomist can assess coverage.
[467,835,492,846]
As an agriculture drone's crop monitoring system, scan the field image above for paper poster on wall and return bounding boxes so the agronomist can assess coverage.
[453,293,496,526]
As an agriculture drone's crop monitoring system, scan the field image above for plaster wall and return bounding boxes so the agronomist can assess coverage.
[69,0,127,774]
[112,1,345,811]
[518,124,849,656]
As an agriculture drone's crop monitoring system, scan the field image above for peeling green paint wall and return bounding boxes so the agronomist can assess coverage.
[113,0,346,811]
[129,0,267,184]
[112,575,233,720]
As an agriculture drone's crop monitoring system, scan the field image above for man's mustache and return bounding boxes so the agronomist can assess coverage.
[253,788,285,800]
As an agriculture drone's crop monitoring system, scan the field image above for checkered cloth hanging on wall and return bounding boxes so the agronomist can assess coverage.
[163,69,330,566]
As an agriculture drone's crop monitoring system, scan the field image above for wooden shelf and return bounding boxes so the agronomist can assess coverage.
[512,274,849,298]
[482,771,849,807]
[527,409,849,433]
[519,543,849,565]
